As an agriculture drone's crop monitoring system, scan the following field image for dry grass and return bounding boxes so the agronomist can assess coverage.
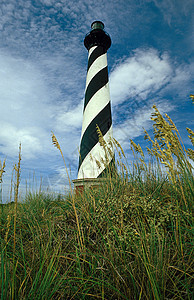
[0,159,6,184]
[0,105,193,299]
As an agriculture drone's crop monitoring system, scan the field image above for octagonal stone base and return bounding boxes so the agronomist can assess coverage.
[72,178,106,195]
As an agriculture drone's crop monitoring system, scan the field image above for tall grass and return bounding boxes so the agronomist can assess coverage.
[0,106,193,299]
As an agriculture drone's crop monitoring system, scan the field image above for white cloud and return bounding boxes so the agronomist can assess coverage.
[109,48,193,149]
[56,101,83,131]
[162,63,193,97]
[0,52,54,158]
[110,48,173,106]
[0,123,43,158]
[109,48,193,110]
[0,51,85,160]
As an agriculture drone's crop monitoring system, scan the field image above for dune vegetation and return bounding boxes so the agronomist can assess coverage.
[0,105,193,299]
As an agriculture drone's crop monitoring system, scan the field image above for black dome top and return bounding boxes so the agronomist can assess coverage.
[84,21,111,51]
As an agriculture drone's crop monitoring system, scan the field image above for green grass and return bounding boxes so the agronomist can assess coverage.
[0,106,193,299]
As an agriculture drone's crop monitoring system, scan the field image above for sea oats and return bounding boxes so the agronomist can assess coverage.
[95,159,102,170]
[112,140,121,159]
[151,105,180,149]
[130,144,136,158]
[119,150,123,160]
[139,158,146,169]
[144,129,152,142]
[89,153,94,163]
[165,113,178,132]
[113,138,126,158]
[51,131,73,194]
[0,159,6,183]
[144,131,163,159]
[96,124,106,148]
[186,148,194,161]
[123,163,128,174]
[5,214,11,245]
[100,157,107,166]
[143,106,194,189]
[190,94,194,104]
[96,125,114,166]
[146,146,153,156]
[130,140,145,157]
[186,128,194,146]
[108,137,113,148]
[107,145,114,157]
[52,131,63,157]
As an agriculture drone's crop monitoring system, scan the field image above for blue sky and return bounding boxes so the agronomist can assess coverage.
[0,0,193,201]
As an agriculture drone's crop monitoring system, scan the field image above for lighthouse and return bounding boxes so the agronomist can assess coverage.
[73,21,114,191]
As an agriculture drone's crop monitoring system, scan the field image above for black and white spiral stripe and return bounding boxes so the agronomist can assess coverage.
[78,45,114,179]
